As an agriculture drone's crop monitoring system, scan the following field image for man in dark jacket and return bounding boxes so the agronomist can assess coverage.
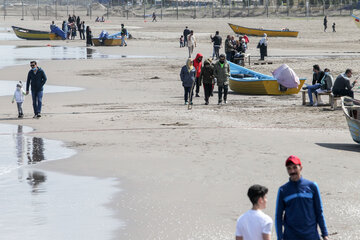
[26,61,47,118]
[183,26,190,47]
[276,155,329,240]
[199,59,214,105]
[210,31,222,60]
[332,69,357,98]
[214,54,230,105]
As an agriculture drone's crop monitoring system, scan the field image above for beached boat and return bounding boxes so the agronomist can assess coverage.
[228,23,299,37]
[351,14,360,28]
[341,97,360,144]
[12,26,62,40]
[92,38,123,46]
[229,62,305,95]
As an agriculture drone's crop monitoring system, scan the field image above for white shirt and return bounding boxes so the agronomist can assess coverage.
[235,209,273,240]
[187,34,196,47]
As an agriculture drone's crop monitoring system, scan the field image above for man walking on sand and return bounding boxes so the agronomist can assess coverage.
[183,26,190,47]
[26,61,47,118]
[214,54,230,105]
[235,184,273,240]
[276,155,329,240]
[187,30,196,58]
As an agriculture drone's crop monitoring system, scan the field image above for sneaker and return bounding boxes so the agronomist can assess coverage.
[306,103,313,106]
[302,87,308,90]
[33,115,37,118]
[210,93,213,96]
[18,115,21,118]
[205,102,209,105]
[224,100,228,104]
[218,101,222,105]
[190,102,193,105]
[195,94,200,97]
[37,114,41,118]
[185,101,188,105]
[313,102,318,107]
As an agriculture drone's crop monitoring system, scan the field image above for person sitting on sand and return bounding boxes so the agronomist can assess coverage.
[303,64,325,106]
[332,69,357,98]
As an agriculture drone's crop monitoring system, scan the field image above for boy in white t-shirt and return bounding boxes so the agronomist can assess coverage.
[235,184,273,240]
[11,81,26,118]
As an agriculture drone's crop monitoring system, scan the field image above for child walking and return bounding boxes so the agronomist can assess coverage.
[12,81,26,118]
[179,35,184,48]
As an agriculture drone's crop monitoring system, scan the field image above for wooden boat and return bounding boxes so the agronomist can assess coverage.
[12,26,62,40]
[228,23,299,37]
[229,62,305,95]
[341,97,360,144]
[92,38,123,46]
[351,14,360,28]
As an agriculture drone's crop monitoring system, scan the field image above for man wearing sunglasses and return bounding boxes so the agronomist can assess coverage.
[26,61,47,118]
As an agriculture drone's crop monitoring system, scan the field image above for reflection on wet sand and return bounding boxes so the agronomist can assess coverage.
[27,170,47,194]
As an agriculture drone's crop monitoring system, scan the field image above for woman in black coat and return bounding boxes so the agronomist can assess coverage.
[86,26,93,46]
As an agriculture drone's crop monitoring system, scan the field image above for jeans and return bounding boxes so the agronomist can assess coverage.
[203,83,212,103]
[16,102,23,116]
[184,86,194,103]
[31,91,43,115]
[307,83,321,104]
[218,85,228,103]
[121,36,127,46]
[226,52,233,62]
[213,46,220,59]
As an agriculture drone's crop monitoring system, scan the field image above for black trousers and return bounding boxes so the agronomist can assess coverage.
[184,86,194,102]
[195,77,201,95]
[218,85,228,102]
[333,89,354,98]
[203,83,212,103]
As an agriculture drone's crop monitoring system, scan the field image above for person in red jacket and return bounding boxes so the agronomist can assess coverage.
[193,53,203,97]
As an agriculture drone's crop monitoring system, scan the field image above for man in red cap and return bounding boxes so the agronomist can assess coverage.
[275,155,329,240]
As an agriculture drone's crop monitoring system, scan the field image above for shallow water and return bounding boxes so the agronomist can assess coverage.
[0,45,173,70]
[0,124,123,239]
[0,80,83,97]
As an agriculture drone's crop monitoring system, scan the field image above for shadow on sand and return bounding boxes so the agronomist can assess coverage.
[316,143,360,153]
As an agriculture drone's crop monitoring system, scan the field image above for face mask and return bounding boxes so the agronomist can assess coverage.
[325,72,329,75]
[32,67,37,71]
[16,87,21,90]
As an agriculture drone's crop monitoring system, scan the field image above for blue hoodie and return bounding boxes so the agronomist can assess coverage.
[26,67,47,93]
[275,177,328,240]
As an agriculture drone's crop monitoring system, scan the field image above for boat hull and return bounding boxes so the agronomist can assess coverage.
[92,38,123,46]
[351,14,360,28]
[342,97,360,144]
[229,78,305,95]
[12,26,62,40]
[228,23,299,37]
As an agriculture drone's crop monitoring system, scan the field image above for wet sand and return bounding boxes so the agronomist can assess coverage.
[1,16,360,239]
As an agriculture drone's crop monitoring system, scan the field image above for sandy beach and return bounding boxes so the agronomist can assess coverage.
[1,14,360,239]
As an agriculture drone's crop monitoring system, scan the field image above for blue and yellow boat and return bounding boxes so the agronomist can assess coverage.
[229,62,305,95]
[12,26,62,40]
[351,14,360,28]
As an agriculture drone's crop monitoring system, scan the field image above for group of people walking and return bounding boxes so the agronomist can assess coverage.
[180,53,230,106]
[236,155,329,240]
[303,64,357,106]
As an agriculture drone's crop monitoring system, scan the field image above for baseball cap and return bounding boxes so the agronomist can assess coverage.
[285,155,301,166]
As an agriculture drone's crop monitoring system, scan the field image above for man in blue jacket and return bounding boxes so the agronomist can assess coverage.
[26,61,47,118]
[275,155,329,240]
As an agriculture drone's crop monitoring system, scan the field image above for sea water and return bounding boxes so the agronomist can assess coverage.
[0,124,124,240]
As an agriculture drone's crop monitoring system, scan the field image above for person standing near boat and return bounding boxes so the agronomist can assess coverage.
[332,69,357,98]
[210,31,222,60]
[257,33,268,61]
[214,54,230,105]
[120,24,128,47]
[26,61,47,118]
[276,155,329,240]
[180,58,196,105]
[86,26,93,46]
